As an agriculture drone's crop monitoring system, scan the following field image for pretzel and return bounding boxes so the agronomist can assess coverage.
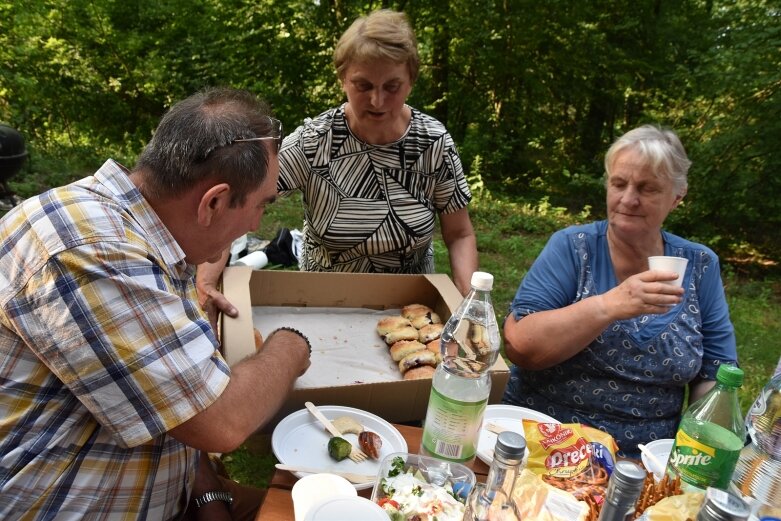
[632,472,683,519]
[582,494,600,521]
[542,463,609,521]
[542,463,609,498]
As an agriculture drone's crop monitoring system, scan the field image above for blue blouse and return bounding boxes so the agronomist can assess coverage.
[502,220,738,457]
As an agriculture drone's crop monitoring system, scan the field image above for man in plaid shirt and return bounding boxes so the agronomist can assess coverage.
[0,88,311,520]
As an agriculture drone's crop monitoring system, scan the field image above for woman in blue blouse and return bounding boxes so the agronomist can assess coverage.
[502,125,738,458]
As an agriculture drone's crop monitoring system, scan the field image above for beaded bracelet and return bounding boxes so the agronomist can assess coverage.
[270,326,312,355]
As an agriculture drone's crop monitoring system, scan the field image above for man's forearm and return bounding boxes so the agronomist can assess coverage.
[169,329,310,452]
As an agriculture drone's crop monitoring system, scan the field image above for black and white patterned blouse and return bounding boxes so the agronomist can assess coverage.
[278,103,471,274]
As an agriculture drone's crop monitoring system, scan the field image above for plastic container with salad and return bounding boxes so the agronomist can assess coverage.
[371,452,476,521]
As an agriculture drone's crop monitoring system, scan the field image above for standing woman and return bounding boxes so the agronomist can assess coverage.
[502,125,738,457]
[278,9,478,295]
[195,10,478,324]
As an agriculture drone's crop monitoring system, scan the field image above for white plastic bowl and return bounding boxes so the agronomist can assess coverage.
[641,438,674,481]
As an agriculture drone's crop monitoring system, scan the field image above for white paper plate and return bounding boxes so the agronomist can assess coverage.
[476,404,560,466]
[272,405,408,491]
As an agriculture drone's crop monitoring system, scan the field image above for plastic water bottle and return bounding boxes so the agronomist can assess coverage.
[420,272,500,464]
[731,373,781,520]
[666,364,746,491]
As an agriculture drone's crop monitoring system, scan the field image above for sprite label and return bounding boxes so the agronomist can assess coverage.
[668,419,744,490]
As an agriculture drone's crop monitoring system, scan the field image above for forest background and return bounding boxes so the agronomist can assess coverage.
[1,0,779,485]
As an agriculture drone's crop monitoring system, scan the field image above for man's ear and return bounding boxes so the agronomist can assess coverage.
[196,183,231,227]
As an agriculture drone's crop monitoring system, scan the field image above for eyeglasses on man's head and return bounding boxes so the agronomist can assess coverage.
[202,116,283,159]
[232,116,284,153]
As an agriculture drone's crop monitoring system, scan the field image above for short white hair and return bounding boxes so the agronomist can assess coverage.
[604,124,690,196]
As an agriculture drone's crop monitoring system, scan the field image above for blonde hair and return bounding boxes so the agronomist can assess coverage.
[604,124,690,196]
[333,9,420,83]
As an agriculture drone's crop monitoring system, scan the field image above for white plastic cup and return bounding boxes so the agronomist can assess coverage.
[233,250,268,269]
[640,438,674,482]
[304,496,387,521]
[291,473,356,521]
[648,256,688,287]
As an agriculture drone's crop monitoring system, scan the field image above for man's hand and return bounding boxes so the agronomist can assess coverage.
[196,248,237,331]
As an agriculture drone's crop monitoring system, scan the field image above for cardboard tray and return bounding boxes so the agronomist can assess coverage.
[220,267,510,425]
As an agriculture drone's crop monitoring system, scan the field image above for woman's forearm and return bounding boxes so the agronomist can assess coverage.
[503,295,614,370]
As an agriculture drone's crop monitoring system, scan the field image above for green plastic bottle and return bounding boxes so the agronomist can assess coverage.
[666,364,746,491]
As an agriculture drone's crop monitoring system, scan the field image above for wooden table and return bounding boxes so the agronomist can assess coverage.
[255,423,490,520]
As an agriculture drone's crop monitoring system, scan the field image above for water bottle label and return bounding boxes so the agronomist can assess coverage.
[668,426,742,489]
[421,387,488,463]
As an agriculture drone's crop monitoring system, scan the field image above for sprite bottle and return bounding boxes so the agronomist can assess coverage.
[666,364,746,491]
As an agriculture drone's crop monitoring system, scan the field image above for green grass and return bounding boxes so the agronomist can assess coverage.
[225,191,781,488]
[220,447,278,490]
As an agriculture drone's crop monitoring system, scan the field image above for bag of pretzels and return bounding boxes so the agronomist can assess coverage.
[524,420,620,520]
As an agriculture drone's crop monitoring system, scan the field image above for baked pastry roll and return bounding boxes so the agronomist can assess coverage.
[401,304,433,320]
[376,316,413,336]
[398,349,438,374]
[418,323,443,343]
[410,312,442,329]
[403,365,436,380]
[389,340,426,362]
[383,326,419,345]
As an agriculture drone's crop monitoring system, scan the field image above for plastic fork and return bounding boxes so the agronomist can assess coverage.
[304,401,368,463]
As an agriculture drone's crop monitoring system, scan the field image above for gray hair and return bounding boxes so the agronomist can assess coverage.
[604,124,690,196]
[135,87,275,207]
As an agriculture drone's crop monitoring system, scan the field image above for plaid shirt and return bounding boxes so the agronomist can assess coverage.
[0,160,231,520]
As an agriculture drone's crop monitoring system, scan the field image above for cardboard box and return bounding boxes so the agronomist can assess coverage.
[221,267,510,426]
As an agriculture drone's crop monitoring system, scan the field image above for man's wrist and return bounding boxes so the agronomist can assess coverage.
[193,490,233,509]
[269,326,312,355]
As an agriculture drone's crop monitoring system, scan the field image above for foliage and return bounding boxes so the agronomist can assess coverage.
[2,0,777,261]
[670,0,781,262]
[2,0,778,491]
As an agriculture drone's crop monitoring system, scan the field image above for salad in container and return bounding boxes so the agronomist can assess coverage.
[371,452,476,521]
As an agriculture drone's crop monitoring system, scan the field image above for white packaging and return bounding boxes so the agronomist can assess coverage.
[234,251,268,269]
